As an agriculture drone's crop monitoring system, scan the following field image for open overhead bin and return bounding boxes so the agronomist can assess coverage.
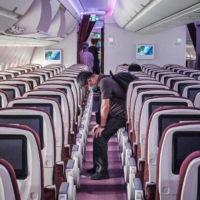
[0,0,34,32]
[48,7,66,37]
[59,0,79,35]
[4,0,52,37]
[50,0,61,20]
[64,10,77,35]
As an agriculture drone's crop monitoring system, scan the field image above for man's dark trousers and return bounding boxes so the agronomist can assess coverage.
[93,116,126,173]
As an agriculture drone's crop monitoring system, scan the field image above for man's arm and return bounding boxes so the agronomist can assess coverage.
[100,99,109,126]
[93,99,110,138]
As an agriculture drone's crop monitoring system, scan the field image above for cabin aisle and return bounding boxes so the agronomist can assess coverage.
[76,95,127,200]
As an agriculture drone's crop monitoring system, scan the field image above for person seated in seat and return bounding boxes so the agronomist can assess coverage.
[128,64,142,72]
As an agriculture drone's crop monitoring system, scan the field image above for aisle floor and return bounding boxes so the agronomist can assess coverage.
[76,112,127,200]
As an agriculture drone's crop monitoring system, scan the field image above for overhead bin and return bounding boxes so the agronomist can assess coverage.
[4,0,52,37]
[0,0,34,32]
[113,0,200,33]
[50,0,60,20]
[59,0,79,35]
[113,0,151,28]
[48,7,66,37]
[64,10,77,35]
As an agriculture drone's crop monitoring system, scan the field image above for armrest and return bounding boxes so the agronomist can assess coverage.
[71,145,79,158]
[76,133,82,144]
[132,178,143,200]
[58,182,69,200]
[128,157,137,175]
[66,159,75,176]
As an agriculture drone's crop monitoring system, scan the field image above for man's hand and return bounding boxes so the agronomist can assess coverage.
[93,127,104,138]
[92,124,100,133]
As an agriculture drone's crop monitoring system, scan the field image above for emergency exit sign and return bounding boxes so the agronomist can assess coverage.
[95,33,101,38]
[90,16,99,22]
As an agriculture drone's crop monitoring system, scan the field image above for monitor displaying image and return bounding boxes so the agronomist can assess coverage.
[45,50,62,64]
[136,45,154,59]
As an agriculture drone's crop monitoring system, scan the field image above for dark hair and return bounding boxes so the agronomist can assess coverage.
[128,64,142,71]
[91,39,96,45]
[76,71,94,87]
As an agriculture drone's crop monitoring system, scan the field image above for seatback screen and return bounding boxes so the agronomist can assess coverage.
[2,89,15,101]
[13,103,53,118]
[172,131,200,174]
[0,115,43,149]
[158,114,200,146]
[0,135,27,179]
[16,84,25,94]
[188,88,200,101]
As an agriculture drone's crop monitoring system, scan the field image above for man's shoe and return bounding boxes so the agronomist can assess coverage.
[89,172,110,180]
[86,167,96,173]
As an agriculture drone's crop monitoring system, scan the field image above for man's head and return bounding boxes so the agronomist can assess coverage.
[82,42,89,47]
[82,45,88,51]
[91,39,96,45]
[128,64,142,72]
[76,71,98,88]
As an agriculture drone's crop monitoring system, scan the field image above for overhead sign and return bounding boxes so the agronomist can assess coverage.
[94,33,101,39]
[90,16,99,22]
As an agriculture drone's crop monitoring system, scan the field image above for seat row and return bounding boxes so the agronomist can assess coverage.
[0,63,93,200]
[115,64,200,200]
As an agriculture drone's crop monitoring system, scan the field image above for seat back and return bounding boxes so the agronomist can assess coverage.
[155,71,176,81]
[0,107,58,190]
[48,77,80,107]
[172,80,200,94]
[34,84,75,133]
[0,80,31,94]
[18,74,44,84]
[156,122,200,200]
[128,84,169,133]
[193,92,200,108]
[160,74,184,85]
[182,85,200,101]
[176,150,200,200]
[138,96,193,161]
[0,158,21,200]
[126,80,161,123]
[0,84,21,101]
[7,97,66,164]
[23,89,72,145]
[190,72,200,79]
[12,77,38,89]
[42,80,78,125]
[133,89,179,144]
[0,90,9,107]
[0,124,43,200]
[165,77,194,89]
[145,107,200,186]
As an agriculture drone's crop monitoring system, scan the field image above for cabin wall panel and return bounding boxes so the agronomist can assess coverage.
[0,47,34,70]
[104,16,186,74]
[31,25,77,67]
